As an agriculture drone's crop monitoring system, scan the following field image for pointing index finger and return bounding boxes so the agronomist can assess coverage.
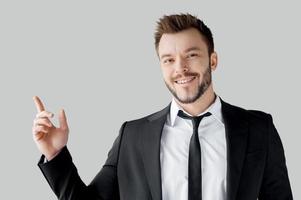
[33,96,45,112]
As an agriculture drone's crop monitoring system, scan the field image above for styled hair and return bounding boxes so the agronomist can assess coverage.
[154,13,214,55]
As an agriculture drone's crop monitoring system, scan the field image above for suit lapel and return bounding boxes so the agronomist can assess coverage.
[140,99,249,200]
[141,104,170,200]
[221,99,249,200]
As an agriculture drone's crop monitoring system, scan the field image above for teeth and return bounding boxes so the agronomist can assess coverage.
[176,77,195,84]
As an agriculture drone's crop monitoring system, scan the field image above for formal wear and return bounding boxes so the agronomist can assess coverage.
[38,97,293,200]
[161,97,227,200]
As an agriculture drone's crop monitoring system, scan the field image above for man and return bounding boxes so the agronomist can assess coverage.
[32,13,293,200]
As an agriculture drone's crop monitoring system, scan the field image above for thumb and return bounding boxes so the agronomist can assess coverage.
[58,109,69,130]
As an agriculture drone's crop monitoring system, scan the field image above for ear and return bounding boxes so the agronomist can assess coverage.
[210,52,218,71]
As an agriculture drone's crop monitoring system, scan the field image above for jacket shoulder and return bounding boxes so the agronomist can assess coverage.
[222,99,272,121]
[124,104,170,126]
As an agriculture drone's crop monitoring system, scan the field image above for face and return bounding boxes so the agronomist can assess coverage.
[158,28,217,104]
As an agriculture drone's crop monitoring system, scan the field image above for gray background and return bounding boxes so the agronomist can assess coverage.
[0,0,299,199]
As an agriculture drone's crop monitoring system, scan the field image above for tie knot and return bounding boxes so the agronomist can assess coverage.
[177,110,212,130]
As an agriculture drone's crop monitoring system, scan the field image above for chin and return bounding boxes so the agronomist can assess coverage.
[175,93,199,104]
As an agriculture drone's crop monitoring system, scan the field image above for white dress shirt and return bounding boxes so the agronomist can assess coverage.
[160,96,227,200]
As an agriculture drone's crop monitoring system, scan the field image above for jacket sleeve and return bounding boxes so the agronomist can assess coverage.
[258,115,293,200]
[38,122,127,200]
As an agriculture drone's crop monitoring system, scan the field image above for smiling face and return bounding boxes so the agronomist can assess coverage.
[158,28,217,104]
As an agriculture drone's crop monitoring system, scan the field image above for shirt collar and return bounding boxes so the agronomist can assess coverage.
[169,95,224,127]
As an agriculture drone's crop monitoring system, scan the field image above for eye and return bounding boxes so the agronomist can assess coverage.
[187,53,199,58]
[163,58,174,64]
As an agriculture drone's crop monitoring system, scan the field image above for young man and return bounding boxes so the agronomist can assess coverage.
[33,13,293,200]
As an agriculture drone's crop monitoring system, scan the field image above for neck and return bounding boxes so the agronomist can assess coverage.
[175,84,216,116]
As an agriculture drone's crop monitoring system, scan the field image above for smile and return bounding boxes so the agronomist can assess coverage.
[175,76,196,84]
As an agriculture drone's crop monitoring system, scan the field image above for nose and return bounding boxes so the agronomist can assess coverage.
[175,57,188,74]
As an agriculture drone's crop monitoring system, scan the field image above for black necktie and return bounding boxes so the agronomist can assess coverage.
[177,110,212,200]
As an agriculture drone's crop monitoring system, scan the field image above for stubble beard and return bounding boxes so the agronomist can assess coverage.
[165,65,212,104]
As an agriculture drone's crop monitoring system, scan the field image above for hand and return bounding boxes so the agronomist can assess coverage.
[32,96,69,160]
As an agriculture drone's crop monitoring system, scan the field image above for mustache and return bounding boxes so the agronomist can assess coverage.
[172,72,199,80]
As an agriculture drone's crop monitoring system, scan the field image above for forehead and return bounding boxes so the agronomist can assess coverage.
[158,28,208,57]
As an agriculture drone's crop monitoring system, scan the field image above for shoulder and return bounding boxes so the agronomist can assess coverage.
[119,103,170,132]
[221,99,273,127]
[125,104,170,125]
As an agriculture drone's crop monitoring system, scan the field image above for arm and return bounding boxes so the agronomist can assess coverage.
[258,115,293,200]
[32,96,125,200]
[38,122,126,200]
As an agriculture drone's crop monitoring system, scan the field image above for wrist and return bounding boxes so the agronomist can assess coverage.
[45,149,62,161]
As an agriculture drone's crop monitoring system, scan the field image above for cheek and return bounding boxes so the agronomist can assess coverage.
[161,67,173,81]
[190,61,209,74]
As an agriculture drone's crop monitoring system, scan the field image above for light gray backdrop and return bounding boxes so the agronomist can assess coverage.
[0,0,299,199]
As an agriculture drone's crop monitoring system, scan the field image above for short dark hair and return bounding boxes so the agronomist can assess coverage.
[154,13,214,55]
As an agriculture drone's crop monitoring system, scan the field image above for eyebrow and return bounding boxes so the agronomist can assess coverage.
[184,46,202,53]
[159,53,173,60]
[160,47,202,60]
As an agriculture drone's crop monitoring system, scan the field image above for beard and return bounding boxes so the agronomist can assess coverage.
[165,64,212,104]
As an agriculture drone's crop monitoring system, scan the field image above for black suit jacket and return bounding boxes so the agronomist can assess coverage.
[38,99,293,200]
